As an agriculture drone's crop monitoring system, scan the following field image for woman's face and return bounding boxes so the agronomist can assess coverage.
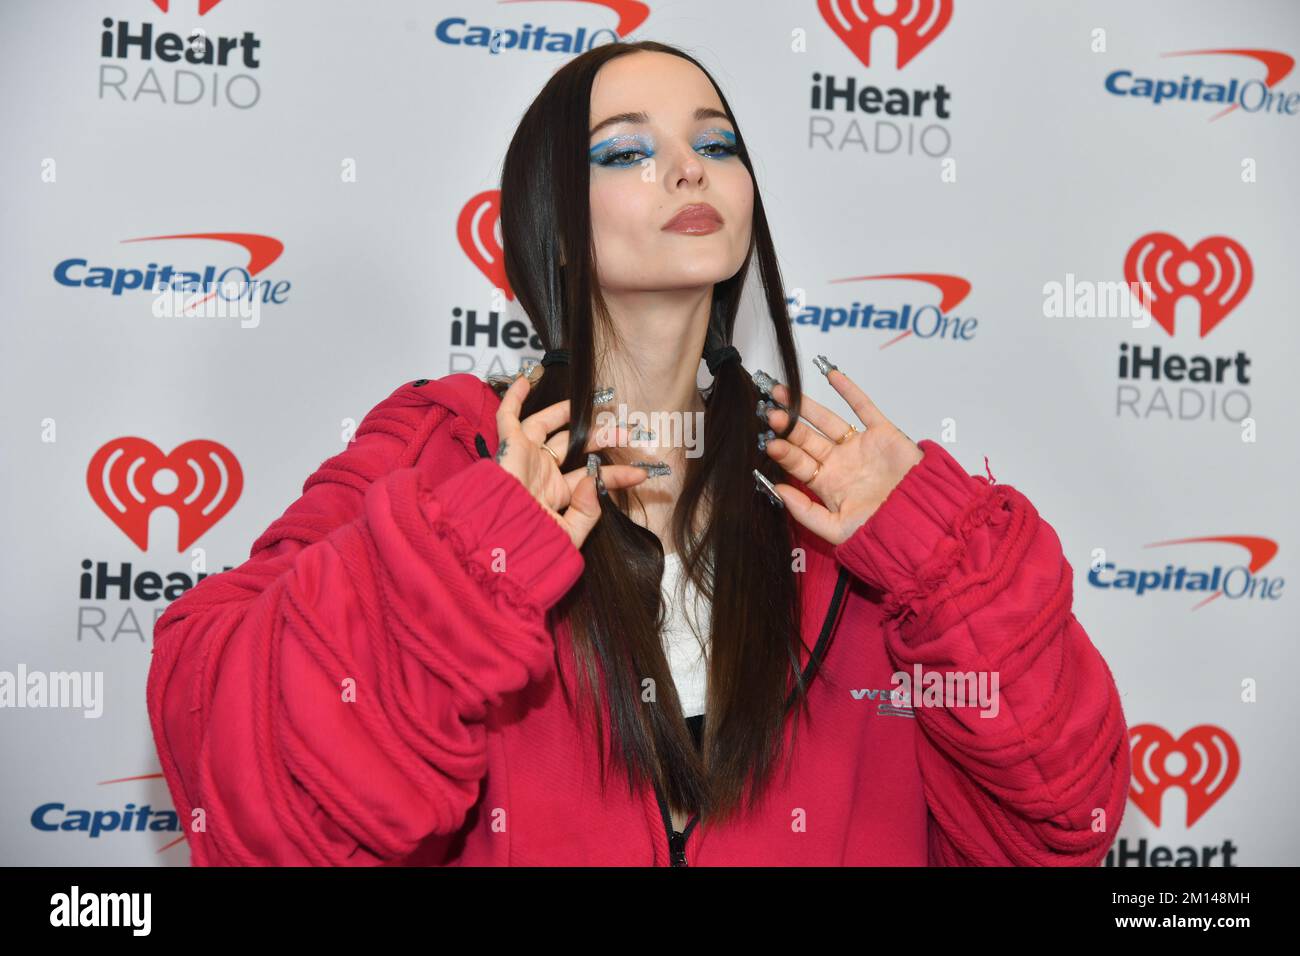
[587,51,754,293]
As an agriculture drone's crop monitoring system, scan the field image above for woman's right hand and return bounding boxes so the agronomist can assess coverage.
[494,371,647,549]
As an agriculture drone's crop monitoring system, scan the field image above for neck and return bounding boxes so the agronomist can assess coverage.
[594,285,711,469]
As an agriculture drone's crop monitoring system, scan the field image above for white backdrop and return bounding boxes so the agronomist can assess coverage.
[1,0,1297,866]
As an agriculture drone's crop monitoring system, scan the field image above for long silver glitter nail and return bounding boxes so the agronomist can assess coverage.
[753,469,784,508]
[588,452,607,495]
[630,460,672,478]
[752,369,778,395]
[813,354,838,376]
[593,386,615,405]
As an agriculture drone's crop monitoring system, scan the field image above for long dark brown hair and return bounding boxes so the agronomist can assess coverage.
[496,39,808,825]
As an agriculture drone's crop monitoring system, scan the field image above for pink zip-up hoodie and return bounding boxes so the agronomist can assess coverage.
[146,373,1131,866]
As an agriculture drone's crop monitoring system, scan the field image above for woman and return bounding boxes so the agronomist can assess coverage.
[146,40,1130,866]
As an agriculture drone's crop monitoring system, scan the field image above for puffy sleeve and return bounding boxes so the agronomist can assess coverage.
[832,439,1131,866]
[147,387,584,865]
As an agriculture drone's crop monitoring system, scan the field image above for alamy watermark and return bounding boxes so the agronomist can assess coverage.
[890,664,1000,718]
[595,404,705,458]
[1043,273,1154,325]
[150,280,262,328]
[0,665,104,718]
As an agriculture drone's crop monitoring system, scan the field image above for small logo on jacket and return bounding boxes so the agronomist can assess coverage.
[853,667,1002,718]
[849,687,914,718]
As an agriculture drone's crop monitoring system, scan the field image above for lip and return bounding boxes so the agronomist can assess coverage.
[662,202,724,234]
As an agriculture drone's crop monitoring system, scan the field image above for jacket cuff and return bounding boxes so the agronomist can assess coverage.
[832,439,997,597]
[420,459,584,613]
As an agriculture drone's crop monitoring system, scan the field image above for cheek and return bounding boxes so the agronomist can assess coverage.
[590,178,648,247]
[725,168,755,247]
[588,181,613,237]
[589,178,660,285]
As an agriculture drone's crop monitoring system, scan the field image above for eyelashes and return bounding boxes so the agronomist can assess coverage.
[591,146,649,168]
[697,141,740,160]
[590,133,739,167]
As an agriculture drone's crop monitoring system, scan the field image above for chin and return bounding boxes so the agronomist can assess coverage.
[664,267,733,288]
[665,249,739,281]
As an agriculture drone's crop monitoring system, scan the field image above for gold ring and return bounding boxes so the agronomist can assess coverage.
[836,425,858,444]
[540,443,561,465]
[808,458,822,482]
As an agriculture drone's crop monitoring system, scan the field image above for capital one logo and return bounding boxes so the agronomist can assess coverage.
[458,190,513,300]
[1124,233,1252,338]
[513,0,650,37]
[87,438,243,552]
[790,272,976,347]
[819,0,953,69]
[1129,724,1239,828]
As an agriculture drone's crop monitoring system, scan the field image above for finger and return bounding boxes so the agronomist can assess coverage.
[759,382,827,434]
[762,404,835,461]
[558,467,650,548]
[549,422,632,462]
[772,482,841,542]
[823,367,890,430]
[495,373,532,430]
[560,462,647,497]
[538,436,568,472]
[763,434,825,489]
[770,381,853,445]
[520,399,572,444]
[556,476,602,547]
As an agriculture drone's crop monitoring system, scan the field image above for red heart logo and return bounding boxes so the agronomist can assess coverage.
[87,437,243,552]
[1124,233,1252,338]
[1129,724,1240,828]
[151,0,225,14]
[818,0,953,70]
[457,190,513,301]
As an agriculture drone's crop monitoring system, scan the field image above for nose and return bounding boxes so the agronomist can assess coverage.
[665,142,707,191]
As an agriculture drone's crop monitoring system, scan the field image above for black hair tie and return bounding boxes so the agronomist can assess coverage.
[704,344,741,376]
[540,349,571,367]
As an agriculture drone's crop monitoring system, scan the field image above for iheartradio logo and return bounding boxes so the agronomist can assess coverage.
[818,0,953,70]
[150,0,225,12]
[458,190,513,300]
[1129,724,1240,828]
[1124,233,1253,338]
[87,438,243,552]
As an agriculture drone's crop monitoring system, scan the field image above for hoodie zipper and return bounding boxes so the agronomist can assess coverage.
[654,790,701,867]
[651,566,852,866]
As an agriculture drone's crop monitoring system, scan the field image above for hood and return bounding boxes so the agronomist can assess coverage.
[402,372,503,462]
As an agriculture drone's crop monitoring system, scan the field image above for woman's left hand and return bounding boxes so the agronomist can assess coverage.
[761,364,924,547]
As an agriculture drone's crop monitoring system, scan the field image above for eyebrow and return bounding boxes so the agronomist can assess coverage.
[589,106,732,138]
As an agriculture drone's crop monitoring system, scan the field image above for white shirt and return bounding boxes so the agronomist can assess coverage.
[660,551,711,718]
